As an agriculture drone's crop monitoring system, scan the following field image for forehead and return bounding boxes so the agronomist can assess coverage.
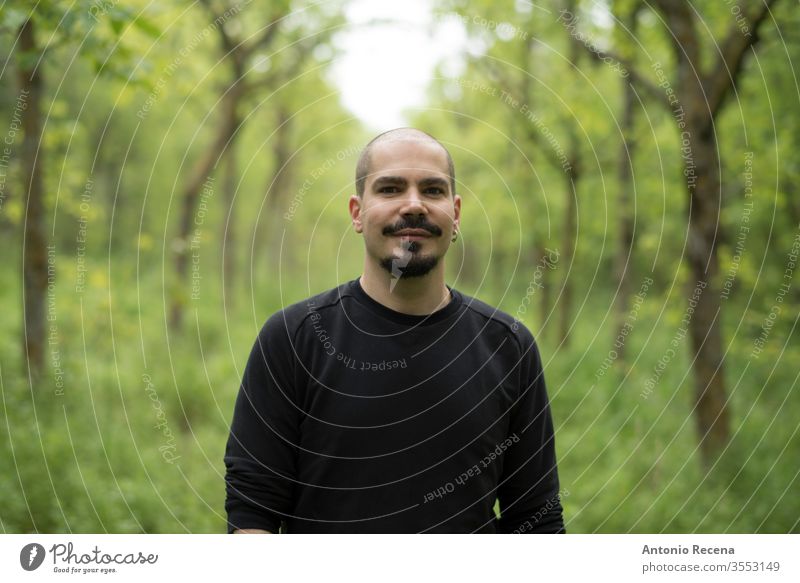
[367,138,449,179]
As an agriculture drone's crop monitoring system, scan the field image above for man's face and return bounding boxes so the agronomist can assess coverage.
[349,138,461,280]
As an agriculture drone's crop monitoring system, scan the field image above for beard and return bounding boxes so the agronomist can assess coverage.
[379,239,440,279]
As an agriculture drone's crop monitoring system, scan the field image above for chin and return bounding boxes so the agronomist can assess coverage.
[379,254,440,279]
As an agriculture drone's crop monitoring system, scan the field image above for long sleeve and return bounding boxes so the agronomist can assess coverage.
[496,332,565,534]
[224,313,302,533]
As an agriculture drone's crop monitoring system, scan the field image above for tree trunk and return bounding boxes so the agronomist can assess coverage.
[559,159,578,346]
[558,0,580,347]
[260,107,294,270]
[531,244,552,332]
[784,180,800,230]
[684,124,730,465]
[19,18,47,378]
[169,84,242,329]
[649,0,779,465]
[221,143,237,304]
[612,78,637,362]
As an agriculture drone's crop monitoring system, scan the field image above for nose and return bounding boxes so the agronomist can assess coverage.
[400,186,428,215]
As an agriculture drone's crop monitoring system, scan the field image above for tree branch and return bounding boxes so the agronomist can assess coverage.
[705,0,780,119]
[241,13,285,59]
[560,0,669,110]
[475,57,567,171]
[580,41,670,109]
[242,34,319,95]
[197,0,239,59]
[651,0,701,68]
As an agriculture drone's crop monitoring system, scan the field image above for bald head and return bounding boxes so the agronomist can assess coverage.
[355,128,456,197]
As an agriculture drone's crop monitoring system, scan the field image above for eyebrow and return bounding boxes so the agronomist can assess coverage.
[418,177,449,190]
[372,176,407,189]
[371,176,449,191]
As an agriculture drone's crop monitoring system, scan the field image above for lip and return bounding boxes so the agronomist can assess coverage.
[392,229,432,238]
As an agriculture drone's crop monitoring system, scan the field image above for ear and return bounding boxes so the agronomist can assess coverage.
[349,194,363,233]
[452,194,462,234]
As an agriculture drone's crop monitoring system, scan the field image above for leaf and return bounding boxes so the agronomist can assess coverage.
[110,16,124,35]
[1,8,30,31]
[132,16,160,39]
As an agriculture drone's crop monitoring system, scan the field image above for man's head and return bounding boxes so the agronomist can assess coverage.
[349,128,461,282]
[355,128,456,197]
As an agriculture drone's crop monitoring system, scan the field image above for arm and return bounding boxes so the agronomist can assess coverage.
[224,313,302,534]
[496,333,565,534]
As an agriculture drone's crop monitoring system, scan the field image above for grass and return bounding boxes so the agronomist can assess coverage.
[0,251,797,533]
[544,292,800,533]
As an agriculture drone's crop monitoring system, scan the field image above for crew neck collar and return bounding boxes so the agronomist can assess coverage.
[348,278,462,326]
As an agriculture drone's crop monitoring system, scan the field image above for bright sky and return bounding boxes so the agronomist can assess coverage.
[330,0,468,130]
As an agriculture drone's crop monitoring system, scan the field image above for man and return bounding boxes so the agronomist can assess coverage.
[224,128,564,533]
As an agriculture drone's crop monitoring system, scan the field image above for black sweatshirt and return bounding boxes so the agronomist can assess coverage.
[224,278,564,533]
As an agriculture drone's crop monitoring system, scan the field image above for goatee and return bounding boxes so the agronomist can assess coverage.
[381,239,439,279]
[380,254,439,278]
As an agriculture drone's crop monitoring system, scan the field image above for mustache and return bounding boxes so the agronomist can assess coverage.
[382,217,442,237]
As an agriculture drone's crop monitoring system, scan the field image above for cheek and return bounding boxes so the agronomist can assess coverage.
[364,204,395,228]
[432,205,456,223]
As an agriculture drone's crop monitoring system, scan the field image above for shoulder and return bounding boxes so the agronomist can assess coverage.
[456,290,537,354]
[259,281,351,341]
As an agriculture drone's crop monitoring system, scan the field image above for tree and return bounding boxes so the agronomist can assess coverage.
[17,16,47,378]
[610,1,643,363]
[568,0,780,464]
[2,1,159,378]
[446,2,585,343]
[169,0,280,330]
[651,0,780,464]
[169,0,337,329]
[556,0,583,347]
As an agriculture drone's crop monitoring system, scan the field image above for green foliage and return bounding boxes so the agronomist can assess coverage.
[0,0,797,533]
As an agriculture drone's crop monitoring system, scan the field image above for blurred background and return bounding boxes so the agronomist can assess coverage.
[0,0,798,533]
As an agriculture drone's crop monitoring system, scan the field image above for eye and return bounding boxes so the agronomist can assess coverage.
[423,186,445,196]
[378,186,399,194]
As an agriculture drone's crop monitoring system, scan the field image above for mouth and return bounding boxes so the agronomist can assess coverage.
[392,229,433,239]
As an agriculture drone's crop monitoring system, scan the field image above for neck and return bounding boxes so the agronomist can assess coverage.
[359,260,451,316]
